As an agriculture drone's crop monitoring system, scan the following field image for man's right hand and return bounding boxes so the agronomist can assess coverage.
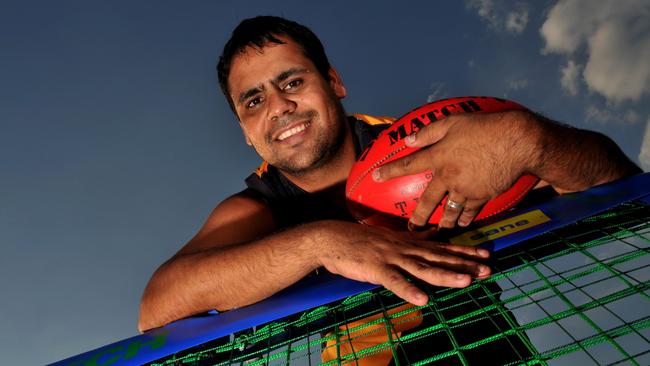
[313,221,491,306]
[140,191,491,331]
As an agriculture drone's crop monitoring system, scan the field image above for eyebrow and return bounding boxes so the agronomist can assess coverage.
[236,67,309,106]
[238,86,263,106]
[274,67,308,84]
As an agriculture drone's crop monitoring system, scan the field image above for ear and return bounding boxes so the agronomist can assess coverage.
[327,67,347,99]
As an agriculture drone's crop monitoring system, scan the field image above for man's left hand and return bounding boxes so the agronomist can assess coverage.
[372,110,538,229]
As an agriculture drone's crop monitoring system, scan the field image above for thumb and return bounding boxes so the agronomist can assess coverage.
[405,118,451,147]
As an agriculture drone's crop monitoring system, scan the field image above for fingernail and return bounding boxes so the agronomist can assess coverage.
[479,265,490,275]
[477,248,490,258]
[405,134,416,146]
[372,169,382,182]
[439,219,453,229]
[415,292,427,303]
[458,219,469,227]
[408,220,426,232]
[456,273,468,280]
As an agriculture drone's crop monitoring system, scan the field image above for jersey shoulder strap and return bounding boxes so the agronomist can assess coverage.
[351,114,395,126]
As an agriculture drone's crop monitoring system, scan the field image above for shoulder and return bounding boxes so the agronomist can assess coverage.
[203,188,275,233]
[178,189,276,255]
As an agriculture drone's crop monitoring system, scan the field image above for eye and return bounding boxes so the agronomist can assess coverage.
[246,96,263,109]
[284,79,303,91]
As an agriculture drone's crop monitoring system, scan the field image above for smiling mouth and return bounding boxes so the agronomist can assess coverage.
[277,121,311,141]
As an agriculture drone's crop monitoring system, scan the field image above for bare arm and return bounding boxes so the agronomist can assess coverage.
[138,189,316,331]
[526,112,641,192]
[375,110,641,228]
[138,189,491,332]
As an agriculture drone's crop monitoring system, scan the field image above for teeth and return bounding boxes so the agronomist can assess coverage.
[278,122,309,141]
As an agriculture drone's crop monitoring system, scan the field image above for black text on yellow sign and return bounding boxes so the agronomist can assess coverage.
[450,209,551,246]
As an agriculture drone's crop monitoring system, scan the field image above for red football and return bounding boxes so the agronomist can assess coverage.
[346,96,539,229]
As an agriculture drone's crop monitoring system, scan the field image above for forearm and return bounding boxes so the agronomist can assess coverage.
[525,112,641,192]
[138,223,322,331]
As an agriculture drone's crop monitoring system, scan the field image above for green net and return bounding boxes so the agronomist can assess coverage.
[148,200,650,366]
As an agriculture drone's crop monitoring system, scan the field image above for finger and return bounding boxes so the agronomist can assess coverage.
[379,267,429,306]
[409,178,447,227]
[372,148,435,182]
[439,193,467,229]
[404,117,453,148]
[399,248,491,277]
[398,257,473,288]
[416,240,490,259]
[373,115,462,182]
[402,225,439,239]
[457,199,487,227]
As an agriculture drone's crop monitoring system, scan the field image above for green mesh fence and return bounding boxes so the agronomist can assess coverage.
[148,200,650,366]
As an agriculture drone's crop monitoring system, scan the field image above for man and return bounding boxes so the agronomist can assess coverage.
[138,16,640,334]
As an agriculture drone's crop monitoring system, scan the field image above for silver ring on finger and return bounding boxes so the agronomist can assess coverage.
[446,199,465,210]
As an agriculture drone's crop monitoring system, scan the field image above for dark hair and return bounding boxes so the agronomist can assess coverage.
[217,16,332,113]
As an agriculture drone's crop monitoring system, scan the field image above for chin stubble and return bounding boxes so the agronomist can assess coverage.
[277,109,348,177]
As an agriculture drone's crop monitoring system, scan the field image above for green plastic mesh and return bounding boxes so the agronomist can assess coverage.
[148,200,650,366]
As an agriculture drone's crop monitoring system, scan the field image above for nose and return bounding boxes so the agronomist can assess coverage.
[267,90,296,121]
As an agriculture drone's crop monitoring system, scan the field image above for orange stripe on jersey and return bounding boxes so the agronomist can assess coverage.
[254,161,269,177]
[352,114,395,126]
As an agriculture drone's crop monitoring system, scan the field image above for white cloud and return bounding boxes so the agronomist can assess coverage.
[466,0,529,34]
[467,0,499,28]
[639,117,650,171]
[585,105,640,124]
[507,78,528,91]
[625,110,641,124]
[426,82,448,103]
[584,19,650,103]
[560,60,580,96]
[506,9,529,34]
[540,0,650,103]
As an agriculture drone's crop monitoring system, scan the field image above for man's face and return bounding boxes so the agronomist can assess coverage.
[227,37,348,176]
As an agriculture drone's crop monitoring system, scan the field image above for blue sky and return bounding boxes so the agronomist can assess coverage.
[2,1,649,364]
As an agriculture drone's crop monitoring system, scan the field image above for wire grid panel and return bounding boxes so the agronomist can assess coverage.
[148,200,650,366]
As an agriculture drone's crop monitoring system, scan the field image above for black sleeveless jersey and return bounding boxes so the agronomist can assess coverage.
[244,114,394,228]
